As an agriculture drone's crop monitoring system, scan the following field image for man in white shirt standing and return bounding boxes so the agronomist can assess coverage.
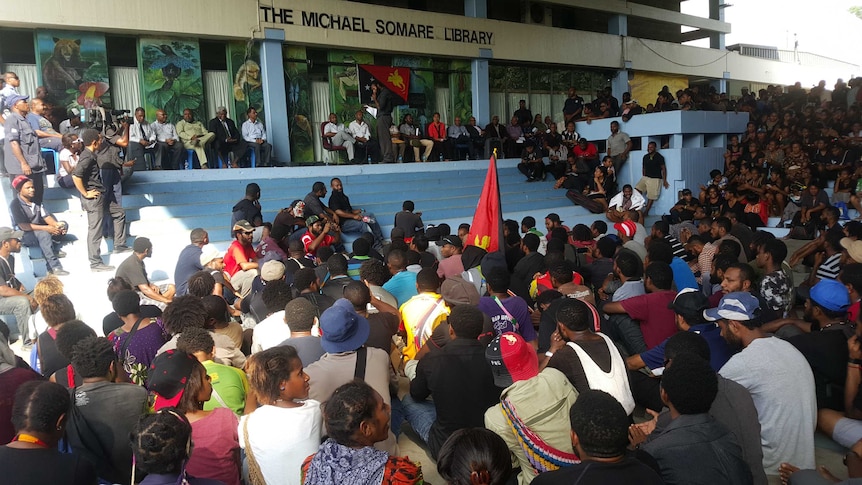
[152,109,184,170]
[322,112,355,163]
[127,107,158,170]
[241,107,272,167]
[348,110,379,164]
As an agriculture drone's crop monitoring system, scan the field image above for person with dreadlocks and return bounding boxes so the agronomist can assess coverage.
[148,348,241,485]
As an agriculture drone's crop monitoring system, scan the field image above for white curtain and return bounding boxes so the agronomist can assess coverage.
[4,64,37,97]
[528,94,552,125]
[507,93,528,121]
[490,92,507,123]
[311,81,331,162]
[203,70,231,120]
[435,87,450,124]
[549,94,568,128]
[108,67,141,111]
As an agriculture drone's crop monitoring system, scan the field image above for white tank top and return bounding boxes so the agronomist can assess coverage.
[566,333,635,415]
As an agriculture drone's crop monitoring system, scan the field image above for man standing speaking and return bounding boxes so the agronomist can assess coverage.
[371,80,395,164]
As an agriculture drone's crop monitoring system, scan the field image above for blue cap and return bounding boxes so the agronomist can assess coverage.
[810,279,850,312]
[704,292,761,321]
[5,94,29,108]
[318,299,370,354]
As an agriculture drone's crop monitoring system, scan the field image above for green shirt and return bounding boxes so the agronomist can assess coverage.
[203,359,249,416]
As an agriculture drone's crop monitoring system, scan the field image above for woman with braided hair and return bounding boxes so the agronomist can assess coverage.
[240,345,322,485]
[130,408,224,485]
[301,380,423,485]
[0,380,97,484]
[148,344,241,485]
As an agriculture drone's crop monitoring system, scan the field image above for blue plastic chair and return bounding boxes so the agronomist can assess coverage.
[41,147,59,174]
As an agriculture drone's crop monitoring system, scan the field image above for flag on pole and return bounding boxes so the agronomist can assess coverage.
[358,65,410,105]
[467,150,504,253]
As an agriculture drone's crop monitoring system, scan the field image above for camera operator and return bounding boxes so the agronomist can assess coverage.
[92,108,131,254]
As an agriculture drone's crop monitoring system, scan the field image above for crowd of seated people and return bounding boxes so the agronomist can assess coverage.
[5,76,862,485]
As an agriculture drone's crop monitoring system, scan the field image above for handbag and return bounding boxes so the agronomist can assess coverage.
[243,415,267,485]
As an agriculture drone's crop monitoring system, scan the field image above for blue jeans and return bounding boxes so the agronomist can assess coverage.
[401,394,436,444]
[390,394,404,438]
[341,213,384,249]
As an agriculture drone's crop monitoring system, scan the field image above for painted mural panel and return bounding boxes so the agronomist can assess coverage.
[139,38,204,122]
[35,30,111,110]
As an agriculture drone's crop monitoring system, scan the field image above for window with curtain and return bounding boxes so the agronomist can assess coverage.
[108,67,141,111]
[4,64,37,97]
[203,70,231,120]
[435,87,450,124]
[311,80,331,162]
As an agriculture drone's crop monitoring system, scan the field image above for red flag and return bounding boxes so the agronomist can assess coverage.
[468,152,504,253]
[358,65,410,104]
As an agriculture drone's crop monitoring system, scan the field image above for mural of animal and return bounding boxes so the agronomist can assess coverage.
[42,37,92,93]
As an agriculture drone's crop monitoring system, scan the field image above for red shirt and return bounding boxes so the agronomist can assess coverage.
[224,240,256,277]
[301,231,334,258]
[619,291,678,349]
[428,122,446,140]
[572,143,598,159]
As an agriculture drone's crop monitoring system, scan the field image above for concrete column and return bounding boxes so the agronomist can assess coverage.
[608,14,627,36]
[709,0,725,50]
[260,28,291,164]
[710,78,728,94]
[471,58,490,126]
[464,0,486,18]
[611,69,629,106]
[466,0,490,126]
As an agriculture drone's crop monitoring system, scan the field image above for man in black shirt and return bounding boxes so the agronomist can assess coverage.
[371,80,395,164]
[532,390,663,485]
[634,142,667,216]
[71,129,120,272]
[328,177,383,250]
[231,182,263,228]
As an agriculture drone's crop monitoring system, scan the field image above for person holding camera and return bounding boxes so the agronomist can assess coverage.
[9,176,68,276]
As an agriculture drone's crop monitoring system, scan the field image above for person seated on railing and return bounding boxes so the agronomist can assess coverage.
[620,93,643,122]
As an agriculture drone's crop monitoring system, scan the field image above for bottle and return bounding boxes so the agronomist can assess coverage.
[439,152,443,162]
[367,154,372,164]
[398,155,403,163]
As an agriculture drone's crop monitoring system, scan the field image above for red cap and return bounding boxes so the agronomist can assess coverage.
[486,332,539,387]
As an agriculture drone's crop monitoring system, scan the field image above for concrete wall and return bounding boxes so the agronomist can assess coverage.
[1,0,854,87]
[573,111,747,215]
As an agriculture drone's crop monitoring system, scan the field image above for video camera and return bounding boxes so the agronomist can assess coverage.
[83,108,132,133]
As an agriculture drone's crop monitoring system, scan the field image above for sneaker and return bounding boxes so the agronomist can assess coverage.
[21,339,34,352]
[91,263,115,272]
[113,246,132,254]
[51,268,70,276]
[56,250,67,258]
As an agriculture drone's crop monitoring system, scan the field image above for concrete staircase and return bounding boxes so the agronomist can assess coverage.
[18,158,604,334]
